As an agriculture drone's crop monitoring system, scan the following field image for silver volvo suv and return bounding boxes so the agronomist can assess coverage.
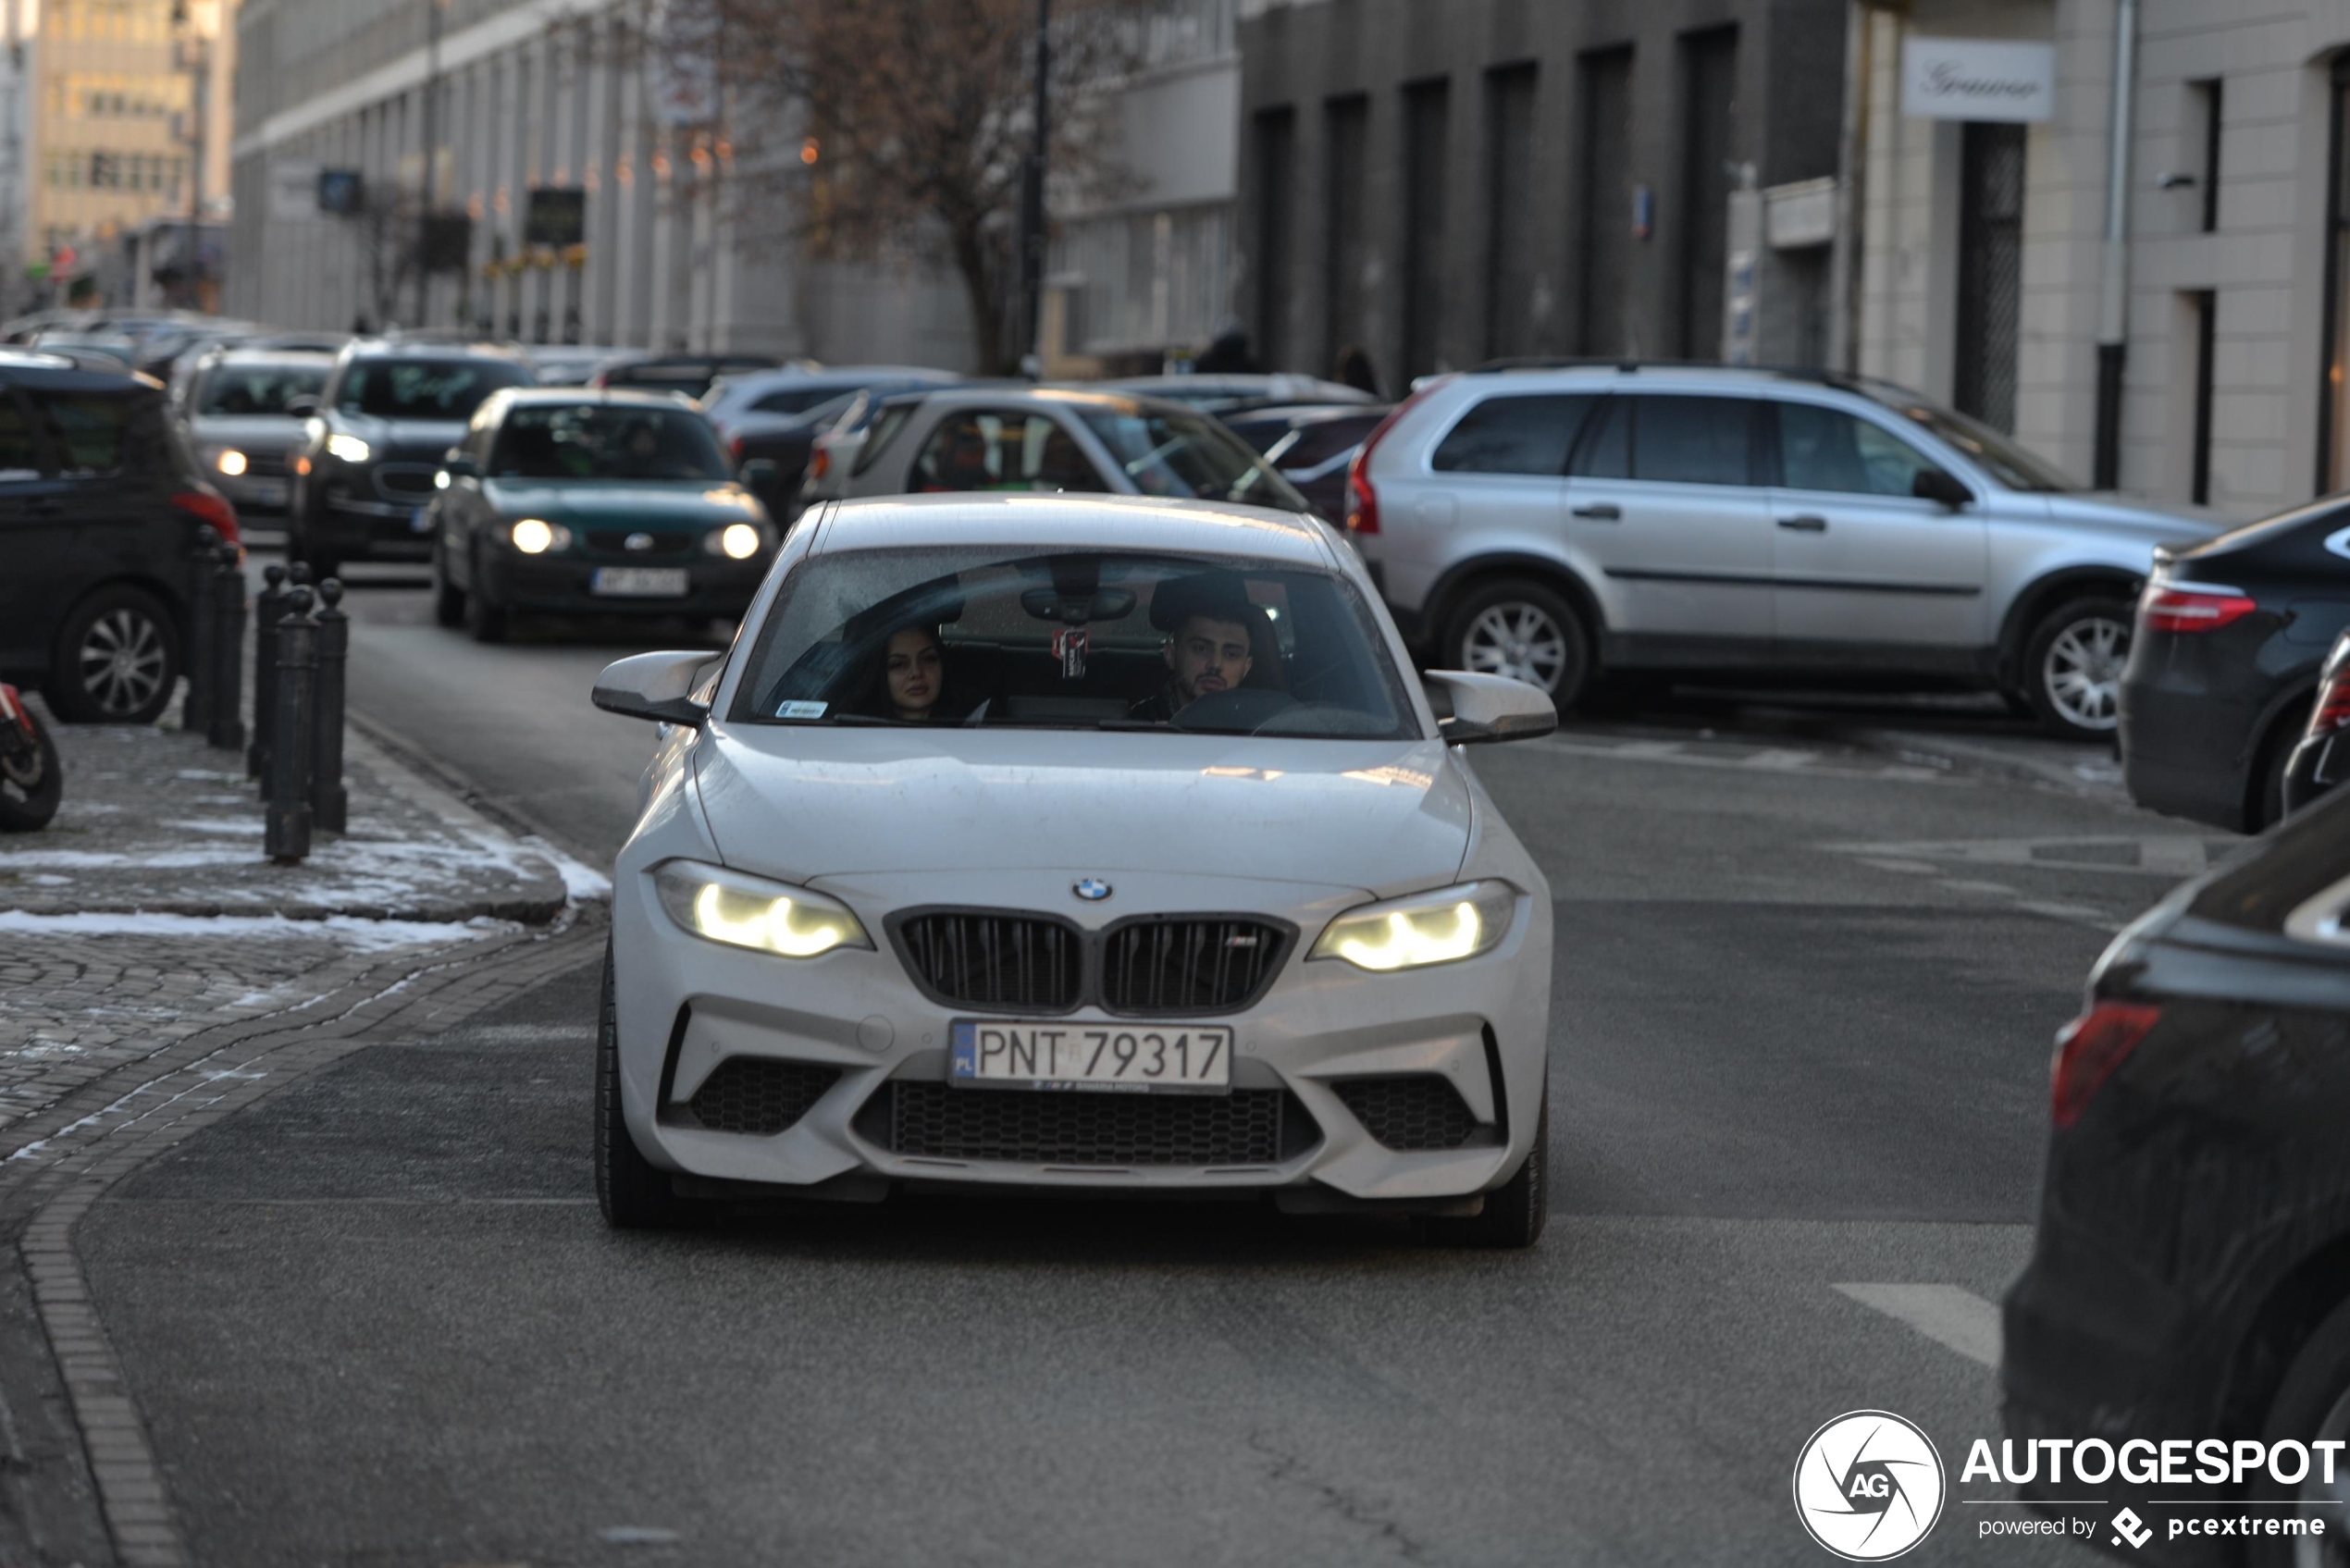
[1343,364,2222,738]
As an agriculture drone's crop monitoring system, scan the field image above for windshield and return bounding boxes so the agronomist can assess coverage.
[337,358,532,420]
[1855,379,2078,492]
[1072,407,1311,510]
[198,363,328,416]
[732,546,1417,740]
[488,403,734,481]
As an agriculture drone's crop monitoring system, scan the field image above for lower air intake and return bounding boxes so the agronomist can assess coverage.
[884,1082,1303,1166]
[1332,1075,1485,1151]
[683,1058,839,1135]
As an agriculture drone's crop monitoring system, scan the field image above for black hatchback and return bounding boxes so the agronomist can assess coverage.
[2003,792,2350,1562]
[2120,500,2350,831]
[0,351,238,723]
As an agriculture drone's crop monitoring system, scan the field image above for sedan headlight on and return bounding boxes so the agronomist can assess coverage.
[325,433,371,463]
[1309,881,1518,972]
[508,517,573,554]
[709,522,763,560]
[215,448,248,477]
[653,861,872,958]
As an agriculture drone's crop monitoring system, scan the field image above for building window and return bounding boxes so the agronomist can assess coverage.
[1323,93,1368,378]
[2189,290,2218,505]
[1955,121,2026,434]
[1678,27,1738,360]
[1483,62,1537,359]
[2189,78,2222,233]
[1252,106,1295,372]
[1577,46,1634,357]
[1401,77,1450,378]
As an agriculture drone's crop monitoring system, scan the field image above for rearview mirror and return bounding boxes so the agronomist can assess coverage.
[284,393,320,419]
[1423,670,1557,746]
[739,458,780,488]
[441,448,478,480]
[1911,468,1972,509]
[592,650,716,726]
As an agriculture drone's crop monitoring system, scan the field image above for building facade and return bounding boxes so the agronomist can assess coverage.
[1236,0,1850,390]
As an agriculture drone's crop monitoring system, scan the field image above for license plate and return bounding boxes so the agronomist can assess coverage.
[409,505,432,534]
[250,480,287,506]
[591,566,689,598]
[949,1019,1232,1093]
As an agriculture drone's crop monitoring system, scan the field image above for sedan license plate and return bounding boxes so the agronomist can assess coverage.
[950,1019,1232,1093]
[591,566,689,598]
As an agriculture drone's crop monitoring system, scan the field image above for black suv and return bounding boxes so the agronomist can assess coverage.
[287,341,535,574]
[0,350,240,723]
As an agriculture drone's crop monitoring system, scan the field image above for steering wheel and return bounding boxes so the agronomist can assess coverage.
[1172,687,1298,734]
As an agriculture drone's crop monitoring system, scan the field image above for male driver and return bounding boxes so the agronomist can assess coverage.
[1131,572,1256,721]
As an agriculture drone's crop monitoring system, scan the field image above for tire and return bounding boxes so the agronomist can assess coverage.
[2247,699,2314,833]
[1417,1085,1549,1249]
[1442,580,1593,710]
[2022,594,2134,740]
[2245,1294,2350,1567]
[596,942,686,1230]
[0,712,62,832]
[47,586,179,724]
[431,549,466,629]
[464,555,508,644]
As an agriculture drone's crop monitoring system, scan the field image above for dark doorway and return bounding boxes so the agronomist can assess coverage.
[2190,290,2218,505]
[1955,121,2026,433]
[1577,47,1635,357]
[1484,63,1539,359]
[1324,94,1370,378]
[1678,27,1738,361]
[1253,106,1296,372]
[1402,79,1451,379]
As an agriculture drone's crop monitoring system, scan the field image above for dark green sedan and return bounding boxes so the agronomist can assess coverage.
[428,389,779,642]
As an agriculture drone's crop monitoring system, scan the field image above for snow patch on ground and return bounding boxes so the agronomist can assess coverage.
[520,835,613,901]
[0,910,514,951]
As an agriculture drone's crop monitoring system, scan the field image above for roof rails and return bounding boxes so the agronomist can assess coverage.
[1465,354,1864,389]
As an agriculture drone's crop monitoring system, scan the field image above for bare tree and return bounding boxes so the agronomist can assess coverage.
[650,0,1141,372]
[333,186,418,331]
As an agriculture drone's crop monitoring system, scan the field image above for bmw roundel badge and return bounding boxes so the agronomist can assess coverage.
[1073,878,1113,902]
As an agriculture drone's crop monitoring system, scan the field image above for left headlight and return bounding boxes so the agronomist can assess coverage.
[1308,881,1518,972]
[326,433,371,463]
[707,522,764,559]
[508,517,573,554]
[653,860,873,958]
[215,448,248,477]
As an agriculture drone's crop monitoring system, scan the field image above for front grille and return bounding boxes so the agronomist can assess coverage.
[895,911,1082,1012]
[1101,918,1288,1014]
[883,1081,1298,1166]
[1333,1076,1484,1151]
[585,528,698,558]
[242,451,291,478]
[374,463,439,499]
[681,1057,839,1135]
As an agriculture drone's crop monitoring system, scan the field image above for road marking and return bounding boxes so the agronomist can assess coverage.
[1836,1283,2002,1369]
[1824,833,2239,876]
[1857,858,1940,875]
[1534,736,1959,784]
[1743,747,1814,770]
[1937,879,2018,896]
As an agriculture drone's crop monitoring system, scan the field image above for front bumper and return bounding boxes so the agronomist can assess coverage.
[608,864,1552,1205]
[482,550,770,618]
[312,487,436,561]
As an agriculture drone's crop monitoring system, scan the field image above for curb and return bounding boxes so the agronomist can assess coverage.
[1846,725,2130,804]
[4,908,607,1567]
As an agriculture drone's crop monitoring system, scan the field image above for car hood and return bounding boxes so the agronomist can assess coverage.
[337,415,469,462]
[188,414,306,448]
[482,480,762,527]
[2039,491,2234,546]
[693,726,1471,896]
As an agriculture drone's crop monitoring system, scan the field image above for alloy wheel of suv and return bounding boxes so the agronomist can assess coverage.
[2024,596,2133,739]
[1446,581,1589,708]
[50,587,179,724]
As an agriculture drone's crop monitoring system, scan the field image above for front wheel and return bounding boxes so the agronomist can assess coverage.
[48,586,179,724]
[464,555,509,644]
[2245,1296,2350,1567]
[1417,1088,1548,1249]
[0,709,62,832]
[1443,581,1591,710]
[431,549,466,629]
[596,943,686,1230]
[2022,595,2134,740]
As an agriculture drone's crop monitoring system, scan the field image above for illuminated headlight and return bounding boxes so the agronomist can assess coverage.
[653,860,872,958]
[508,517,571,554]
[215,448,248,476]
[325,433,371,463]
[1308,881,1517,972]
[709,522,763,560]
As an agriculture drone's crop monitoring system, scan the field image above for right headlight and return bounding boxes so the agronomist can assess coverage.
[653,860,872,958]
[1308,880,1518,972]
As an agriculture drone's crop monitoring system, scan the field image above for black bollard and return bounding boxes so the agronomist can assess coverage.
[311,578,349,833]
[184,525,219,733]
[249,563,286,783]
[265,587,316,865]
[208,544,246,752]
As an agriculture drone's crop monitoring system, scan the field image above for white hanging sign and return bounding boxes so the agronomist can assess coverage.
[1903,38,2057,123]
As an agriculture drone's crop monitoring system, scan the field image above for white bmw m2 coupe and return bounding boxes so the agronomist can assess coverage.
[591,493,1559,1244]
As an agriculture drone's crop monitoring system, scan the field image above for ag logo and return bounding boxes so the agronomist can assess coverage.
[1793,1410,1947,1561]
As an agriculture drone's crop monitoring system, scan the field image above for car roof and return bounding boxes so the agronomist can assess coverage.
[1224,402,1390,426]
[488,386,700,411]
[209,346,337,366]
[341,338,527,363]
[875,384,1197,418]
[1455,358,1880,393]
[810,492,1330,565]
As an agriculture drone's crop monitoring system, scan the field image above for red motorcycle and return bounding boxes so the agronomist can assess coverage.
[0,684,60,833]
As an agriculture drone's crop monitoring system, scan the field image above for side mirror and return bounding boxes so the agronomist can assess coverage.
[739,458,780,488]
[441,449,479,480]
[592,650,716,726]
[284,393,320,419]
[1423,670,1557,746]
[1911,468,1973,509]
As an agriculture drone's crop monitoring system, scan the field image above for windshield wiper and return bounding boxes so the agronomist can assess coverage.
[1092,717,1177,731]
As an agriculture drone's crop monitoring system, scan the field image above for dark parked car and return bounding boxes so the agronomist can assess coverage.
[427,389,777,642]
[2283,629,2350,815]
[2003,788,2350,1563]
[0,351,239,723]
[2119,499,2350,831]
[585,351,787,401]
[1219,403,1389,520]
[286,341,536,574]
[719,371,966,522]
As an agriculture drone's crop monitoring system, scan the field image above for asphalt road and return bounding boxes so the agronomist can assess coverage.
[80,564,2237,1566]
